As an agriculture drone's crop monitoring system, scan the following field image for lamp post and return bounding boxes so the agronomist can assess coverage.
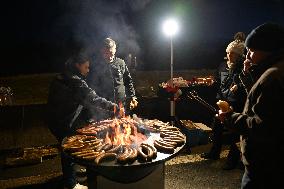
[163,19,178,125]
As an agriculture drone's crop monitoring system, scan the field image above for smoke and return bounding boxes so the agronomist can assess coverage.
[58,0,152,58]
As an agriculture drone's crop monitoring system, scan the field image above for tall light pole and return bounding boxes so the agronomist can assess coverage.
[163,19,178,125]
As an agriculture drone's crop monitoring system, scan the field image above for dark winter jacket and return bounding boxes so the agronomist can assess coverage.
[47,71,117,141]
[88,57,136,104]
[226,50,284,176]
[216,58,247,112]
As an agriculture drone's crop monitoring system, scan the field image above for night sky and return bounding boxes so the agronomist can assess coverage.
[1,0,284,76]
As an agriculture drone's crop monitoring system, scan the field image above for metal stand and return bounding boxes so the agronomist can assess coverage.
[169,36,175,126]
[86,163,165,189]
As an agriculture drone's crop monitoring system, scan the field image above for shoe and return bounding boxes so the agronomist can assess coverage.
[73,183,88,189]
[201,152,220,160]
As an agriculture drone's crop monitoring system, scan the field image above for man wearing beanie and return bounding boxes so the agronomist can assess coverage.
[202,32,247,170]
[217,23,284,188]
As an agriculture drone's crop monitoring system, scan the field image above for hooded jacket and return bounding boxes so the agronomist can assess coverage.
[47,70,117,141]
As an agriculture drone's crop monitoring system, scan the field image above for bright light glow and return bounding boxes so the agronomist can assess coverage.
[163,19,178,37]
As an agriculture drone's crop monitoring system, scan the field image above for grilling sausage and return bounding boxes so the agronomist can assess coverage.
[95,152,117,165]
[123,148,138,164]
[141,144,154,160]
[117,146,131,164]
[160,126,180,132]
[106,144,122,153]
[154,140,175,154]
[137,146,149,161]
[141,143,157,159]
[102,143,113,151]
[96,143,109,152]
[128,148,138,162]
[163,137,185,146]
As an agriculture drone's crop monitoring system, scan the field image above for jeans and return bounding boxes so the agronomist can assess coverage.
[61,151,77,189]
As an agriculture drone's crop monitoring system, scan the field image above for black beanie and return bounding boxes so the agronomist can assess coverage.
[245,23,284,52]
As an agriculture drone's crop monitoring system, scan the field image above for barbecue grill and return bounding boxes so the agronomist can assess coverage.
[62,118,186,189]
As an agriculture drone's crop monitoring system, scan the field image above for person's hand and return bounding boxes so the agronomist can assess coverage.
[130,97,138,110]
[230,84,238,92]
[243,59,252,74]
[215,110,227,123]
[215,100,232,123]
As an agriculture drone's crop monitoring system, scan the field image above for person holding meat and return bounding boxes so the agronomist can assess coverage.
[217,22,284,188]
[201,32,247,170]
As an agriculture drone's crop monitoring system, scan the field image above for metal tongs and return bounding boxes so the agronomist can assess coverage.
[186,90,217,113]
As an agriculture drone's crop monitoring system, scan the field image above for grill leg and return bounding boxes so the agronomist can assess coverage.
[95,163,165,189]
[86,168,98,189]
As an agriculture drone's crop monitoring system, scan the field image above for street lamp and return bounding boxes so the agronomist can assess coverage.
[163,19,178,125]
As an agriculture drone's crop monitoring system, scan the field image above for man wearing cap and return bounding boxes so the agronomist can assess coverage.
[202,32,247,170]
[217,23,284,188]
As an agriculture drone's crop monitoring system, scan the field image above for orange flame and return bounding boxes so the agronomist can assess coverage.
[119,102,125,118]
[113,104,117,118]
[104,116,147,146]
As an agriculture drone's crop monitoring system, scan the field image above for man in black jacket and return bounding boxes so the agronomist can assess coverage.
[47,52,118,189]
[87,37,138,120]
[217,23,284,188]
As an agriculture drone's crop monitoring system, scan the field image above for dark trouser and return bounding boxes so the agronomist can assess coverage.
[210,118,240,162]
[48,122,87,189]
[50,130,77,189]
[61,151,77,189]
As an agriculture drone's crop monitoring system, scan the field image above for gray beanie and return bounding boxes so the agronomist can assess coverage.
[245,23,284,52]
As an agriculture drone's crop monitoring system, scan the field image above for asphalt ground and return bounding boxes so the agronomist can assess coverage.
[0,144,243,189]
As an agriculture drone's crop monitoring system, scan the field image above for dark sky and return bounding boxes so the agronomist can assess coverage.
[1,0,284,75]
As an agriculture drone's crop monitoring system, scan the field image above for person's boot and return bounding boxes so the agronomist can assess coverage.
[222,145,240,170]
[201,145,221,160]
[202,120,223,160]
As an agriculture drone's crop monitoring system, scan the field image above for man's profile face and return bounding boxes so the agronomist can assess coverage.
[246,48,271,65]
[102,45,116,62]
